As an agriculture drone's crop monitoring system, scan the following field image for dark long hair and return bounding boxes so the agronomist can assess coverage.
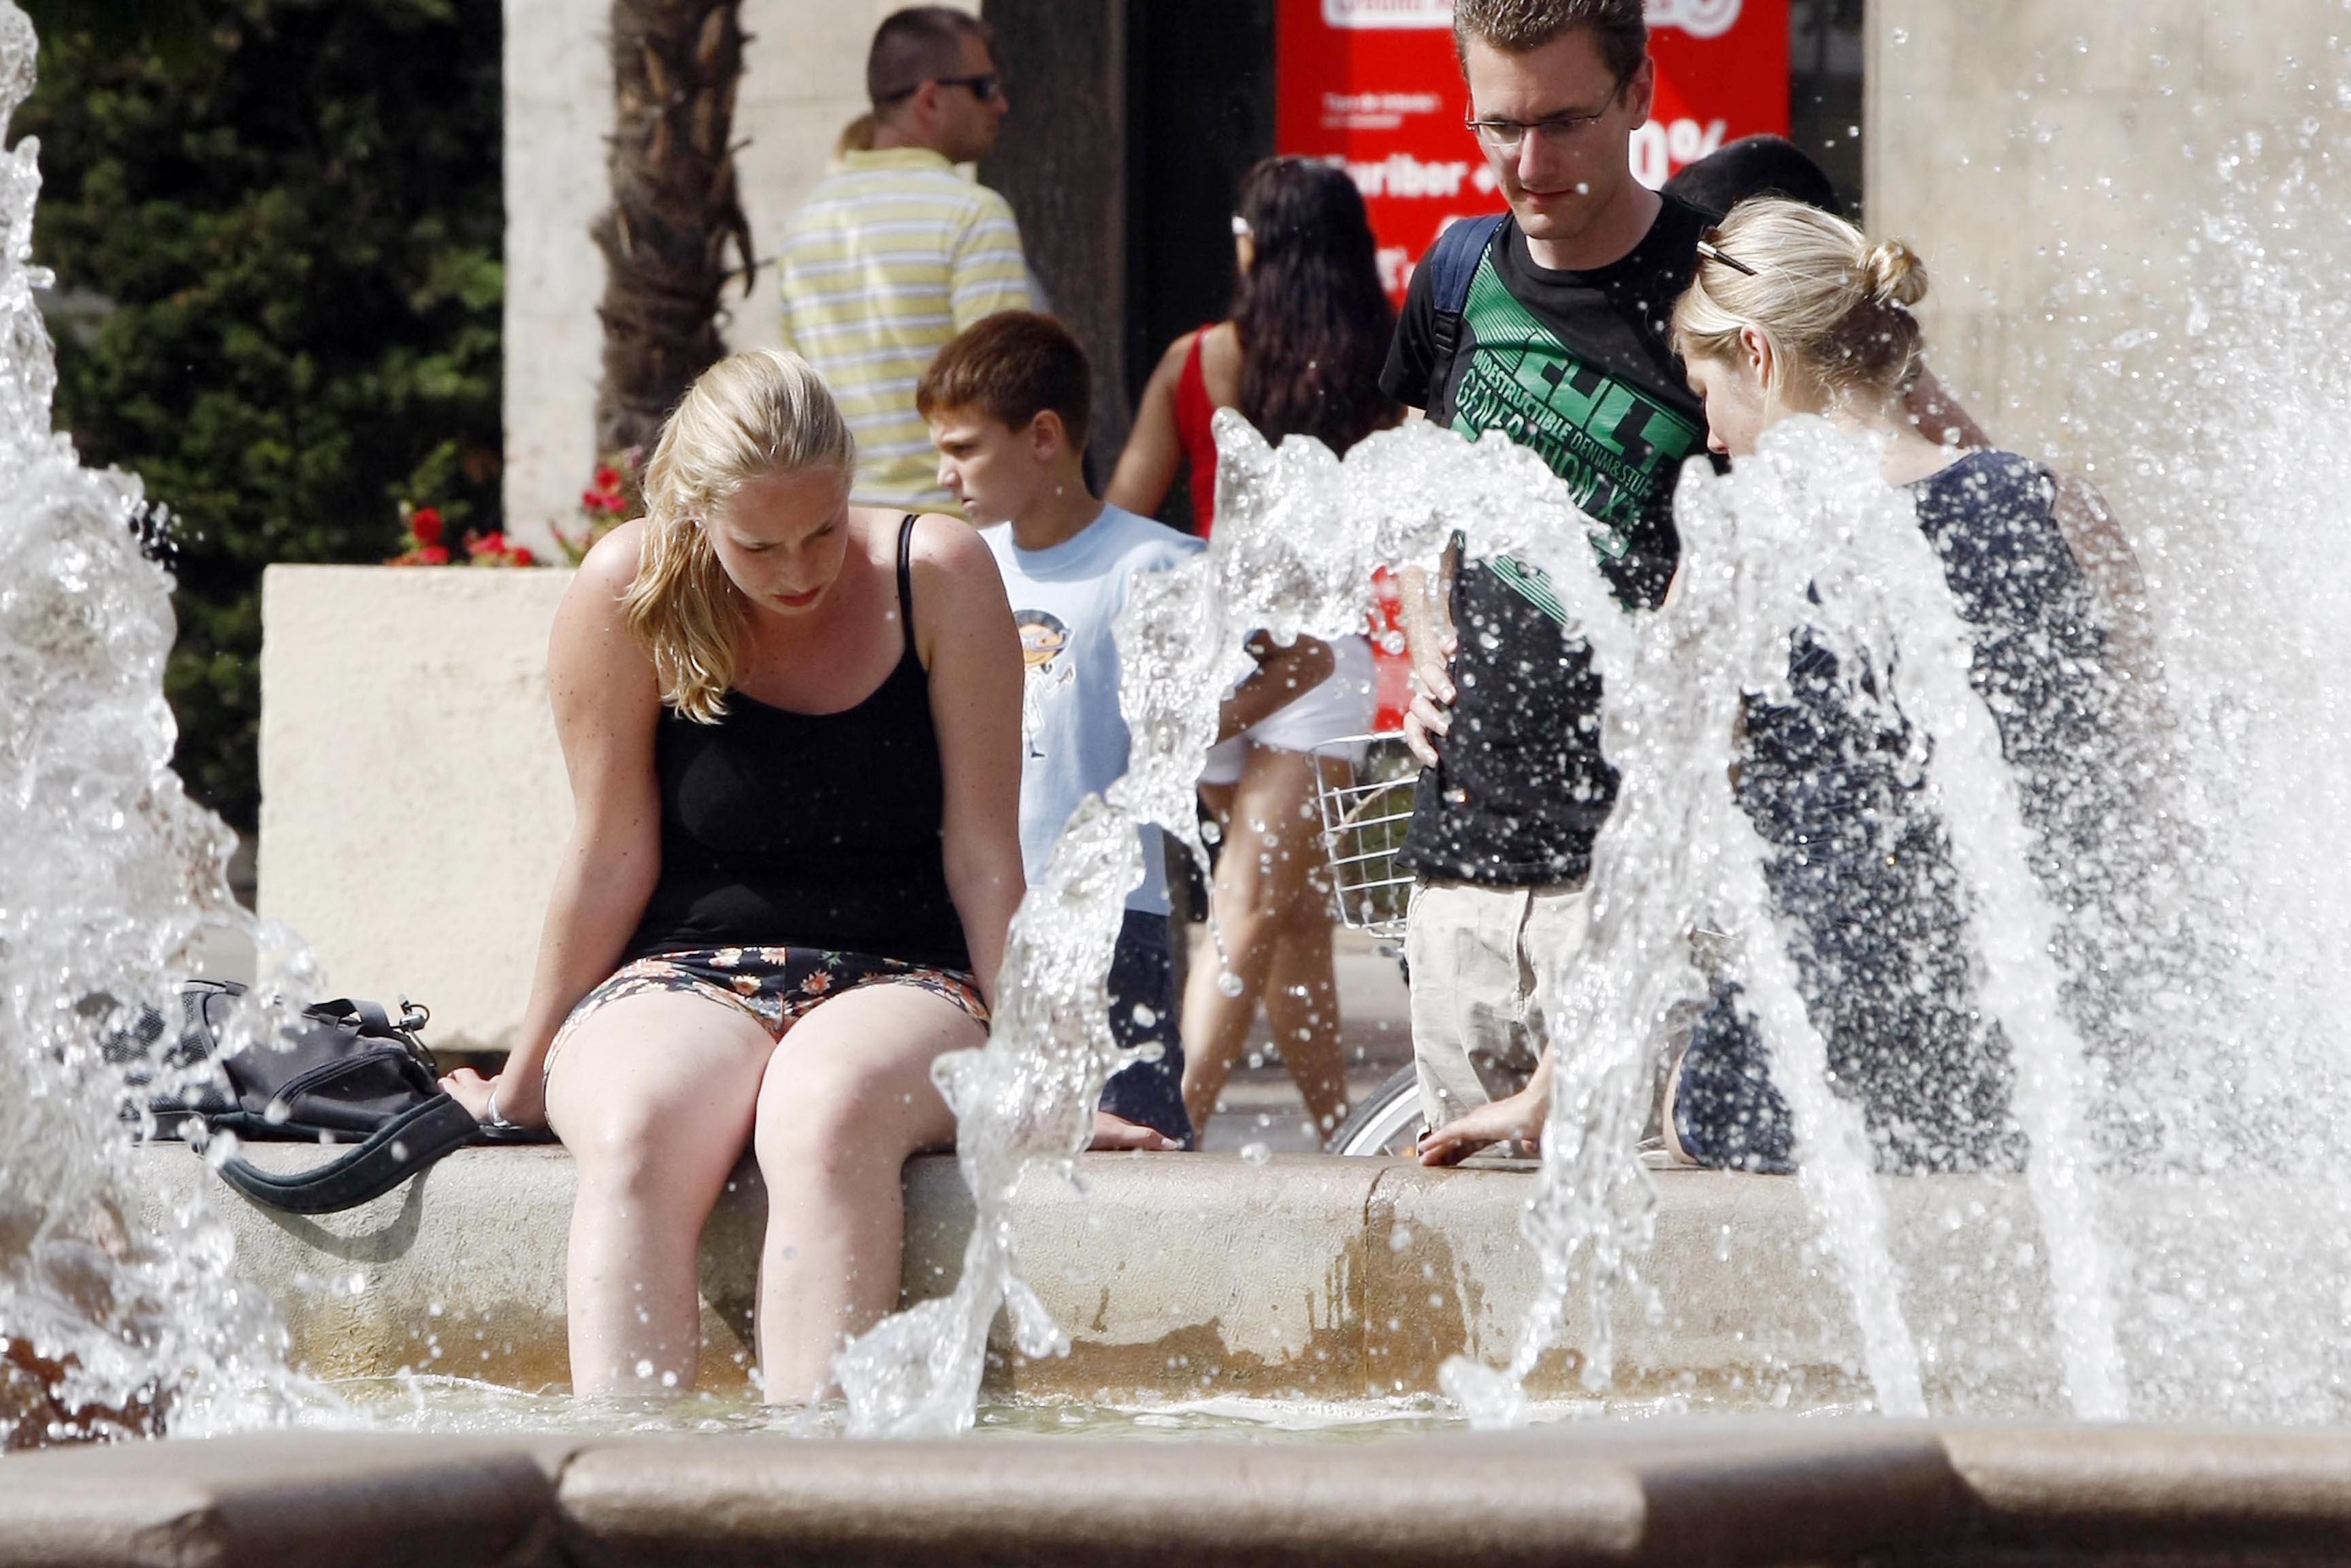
[1233,157,1399,456]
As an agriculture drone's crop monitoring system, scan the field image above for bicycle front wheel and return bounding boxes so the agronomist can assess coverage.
[1328,1065,1423,1157]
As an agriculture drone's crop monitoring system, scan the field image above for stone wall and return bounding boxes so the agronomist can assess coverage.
[501,0,978,554]
[1864,1,2351,487]
[130,1145,2084,1409]
[30,1417,2351,1565]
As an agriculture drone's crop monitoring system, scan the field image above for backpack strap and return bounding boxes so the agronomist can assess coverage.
[1423,213,1506,390]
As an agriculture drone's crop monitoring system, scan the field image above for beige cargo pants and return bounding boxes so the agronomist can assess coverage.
[1404,877,1593,1132]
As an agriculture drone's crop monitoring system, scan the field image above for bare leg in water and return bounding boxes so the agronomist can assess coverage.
[750,982,978,1401]
[544,981,979,1401]
[545,990,773,1396]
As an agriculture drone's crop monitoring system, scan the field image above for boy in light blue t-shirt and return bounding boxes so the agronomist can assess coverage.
[919,311,1201,1149]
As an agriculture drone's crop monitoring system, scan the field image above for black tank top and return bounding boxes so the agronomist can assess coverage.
[626,515,971,971]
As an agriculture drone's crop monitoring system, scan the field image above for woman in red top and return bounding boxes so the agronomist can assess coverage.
[1107,157,1399,1142]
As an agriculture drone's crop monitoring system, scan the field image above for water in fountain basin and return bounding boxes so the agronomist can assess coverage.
[2026,128,2351,1424]
[832,361,2182,1432]
[5,0,2351,1442]
[1436,421,2113,1425]
[0,0,314,1447]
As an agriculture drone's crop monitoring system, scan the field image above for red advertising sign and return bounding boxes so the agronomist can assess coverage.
[1276,0,1790,299]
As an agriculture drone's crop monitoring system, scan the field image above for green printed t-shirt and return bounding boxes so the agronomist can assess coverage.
[1378,197,1712,884]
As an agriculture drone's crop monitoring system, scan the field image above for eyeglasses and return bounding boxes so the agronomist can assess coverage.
[879,72,1001,104]
[1464,78,1630,153]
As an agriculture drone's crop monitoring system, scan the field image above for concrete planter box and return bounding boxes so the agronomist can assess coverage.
[260,564,574,1050]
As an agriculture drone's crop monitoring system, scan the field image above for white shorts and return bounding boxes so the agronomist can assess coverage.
[1199,634,1377,787]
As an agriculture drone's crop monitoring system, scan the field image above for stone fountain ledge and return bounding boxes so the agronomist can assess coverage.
[114,1146,2279,1411]
[13,1420,2351,1567]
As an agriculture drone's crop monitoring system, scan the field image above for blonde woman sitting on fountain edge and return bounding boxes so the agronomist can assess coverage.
[441,350,1025,1401]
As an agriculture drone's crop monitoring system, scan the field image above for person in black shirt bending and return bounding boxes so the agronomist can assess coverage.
[1387,0,1711,1145]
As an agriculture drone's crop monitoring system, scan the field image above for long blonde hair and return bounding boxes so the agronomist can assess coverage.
[1672,197,1930,406]
[623,349,856,721]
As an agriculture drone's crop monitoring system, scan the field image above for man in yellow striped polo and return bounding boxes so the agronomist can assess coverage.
[779,8,1034,510]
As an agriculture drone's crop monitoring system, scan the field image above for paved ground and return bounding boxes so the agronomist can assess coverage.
[1185,923,1414,1154]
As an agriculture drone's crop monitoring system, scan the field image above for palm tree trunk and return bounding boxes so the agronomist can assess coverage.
[591,0,753,456]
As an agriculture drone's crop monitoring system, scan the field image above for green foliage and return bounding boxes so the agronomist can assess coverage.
[21,0,504,832]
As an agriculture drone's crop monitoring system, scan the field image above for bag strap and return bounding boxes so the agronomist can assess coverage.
[1424,213,1506,383]
[199,1094,481,1215]
[309,996,394,1034]
[304,995,436,1072]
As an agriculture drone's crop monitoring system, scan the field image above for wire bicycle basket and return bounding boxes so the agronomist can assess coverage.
[1310,732,1418,938]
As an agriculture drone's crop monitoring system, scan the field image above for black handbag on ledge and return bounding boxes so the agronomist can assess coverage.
[114,979,504,1215]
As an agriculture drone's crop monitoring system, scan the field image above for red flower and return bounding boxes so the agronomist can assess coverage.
[410,506,444,546]
[580,489,603,510]
[593,465,622,492]
[510,545,536,567]
[419,544,450,565]
[468,530,508,559]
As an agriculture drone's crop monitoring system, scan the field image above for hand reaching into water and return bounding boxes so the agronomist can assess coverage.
[441,1066,547,1130]
[1089,1110,1183,1152]
[1402,627,1459,769]
[1416,1082,1546,1166]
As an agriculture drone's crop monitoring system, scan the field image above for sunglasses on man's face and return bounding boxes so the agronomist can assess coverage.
[934,72,1002,103]
[879,72,1002,105]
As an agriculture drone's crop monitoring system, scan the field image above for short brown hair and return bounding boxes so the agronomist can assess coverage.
[918,312,1093,451]
[1453,0,1647,86]
[868,7,993,108]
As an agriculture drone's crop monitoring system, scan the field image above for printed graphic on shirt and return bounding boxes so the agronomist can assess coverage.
[1450,258,1703,623]
[1014,608,1073,760]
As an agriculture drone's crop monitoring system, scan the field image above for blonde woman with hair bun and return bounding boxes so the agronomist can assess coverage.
[1670,197,1941,475]
[1647,195,2138,1174]
[1423,197,2145,1177]
[441,347,1026,1403]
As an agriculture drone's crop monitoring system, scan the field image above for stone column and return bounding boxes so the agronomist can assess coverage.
[503,0,617,555]
[978,0,1131,469]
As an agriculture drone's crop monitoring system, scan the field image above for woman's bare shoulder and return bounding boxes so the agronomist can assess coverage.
[572,517,647,599]
[1137,329,1201,396]
[903,508,997,576]
[552,520,652,670]
[1199,321,1244,403]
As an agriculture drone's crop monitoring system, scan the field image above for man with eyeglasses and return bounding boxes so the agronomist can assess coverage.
[1382,0,1718,1158]
[778,7,1033,510]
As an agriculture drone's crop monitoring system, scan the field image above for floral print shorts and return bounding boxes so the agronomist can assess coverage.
[551,946,988,1071]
